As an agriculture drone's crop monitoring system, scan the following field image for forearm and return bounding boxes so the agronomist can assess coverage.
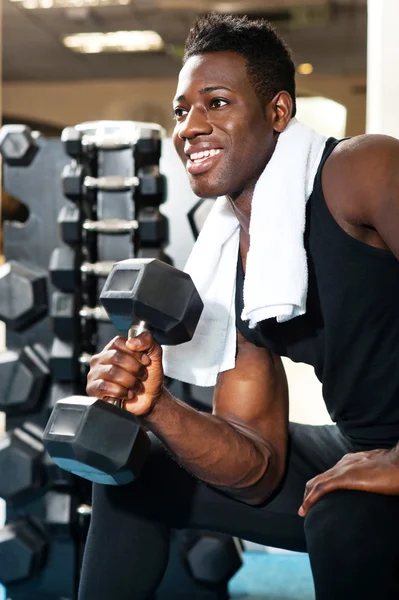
[140,388,280,504]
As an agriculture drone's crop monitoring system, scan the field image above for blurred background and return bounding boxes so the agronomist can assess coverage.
[2,0,367,137]
[0,1,396,599]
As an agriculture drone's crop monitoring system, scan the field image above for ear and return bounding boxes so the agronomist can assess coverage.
[269,91,294,133]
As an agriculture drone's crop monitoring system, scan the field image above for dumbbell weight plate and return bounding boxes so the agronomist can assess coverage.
[0,345,50,415]
[0,261,48,331]
[43,396,151,485]
[0,520,47,585]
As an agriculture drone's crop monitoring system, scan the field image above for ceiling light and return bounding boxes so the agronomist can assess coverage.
[297,63,314,75]
[63,30,165,53]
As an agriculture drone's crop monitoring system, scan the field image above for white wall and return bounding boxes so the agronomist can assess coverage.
[367,0,399,137]
[3,73,367,137]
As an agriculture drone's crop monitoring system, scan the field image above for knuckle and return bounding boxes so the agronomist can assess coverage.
[97,379,110,395]
[342,452,354,461]
[305,479,314,493]
[89,353,99,368]
[111,350,126,365]
[106,363,120,380]
[312,481,324,494]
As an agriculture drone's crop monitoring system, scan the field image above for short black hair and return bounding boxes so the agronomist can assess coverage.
[183,13,297,117]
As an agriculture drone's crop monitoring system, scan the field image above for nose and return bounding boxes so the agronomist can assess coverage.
[177,107,212,139]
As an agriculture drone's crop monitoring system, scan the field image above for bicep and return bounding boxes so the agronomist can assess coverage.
[213,330,289,456]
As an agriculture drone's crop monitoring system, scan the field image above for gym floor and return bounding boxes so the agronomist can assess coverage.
[229,551,315,599]
[0,552,315,600]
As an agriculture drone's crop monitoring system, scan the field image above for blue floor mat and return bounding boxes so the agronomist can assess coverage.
[0,552,315,600]
[229,552,315,600]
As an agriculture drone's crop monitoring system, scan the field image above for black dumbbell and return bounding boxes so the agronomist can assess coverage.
[136,166,166,209]
[61,127,83,159]
[44,490,80,538]
[0,344,50,415]
[136,247,172,265]
[0,520,47,586]
[62,123,162,167]
[49,337,92,382]
[43,258,203,485]
[0,260,48,331]
[134,130,162,169]
[0,124,39,166]
[61,166,165,206]
[49,246,114,292]
[0,420,76,507]
[61,163,88,201]
[138,207,168,246]
[182,531,243,586]
[0,422,46,505]
[51,291,110,341]
[58,204,138,246]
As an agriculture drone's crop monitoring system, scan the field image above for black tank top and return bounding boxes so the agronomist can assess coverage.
[236,138,399,447]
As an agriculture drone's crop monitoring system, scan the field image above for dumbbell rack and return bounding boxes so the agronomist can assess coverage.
[0,132,82,600]
[0,122,242,600]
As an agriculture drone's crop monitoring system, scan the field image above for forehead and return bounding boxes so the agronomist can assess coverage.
[175,51,250,99]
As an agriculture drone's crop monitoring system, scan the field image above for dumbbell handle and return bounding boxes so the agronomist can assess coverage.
[80,261,115,277]
[84,175,139,191]
[83,218,138,234]
[77,321,150,409]
[78,321,149,370]
[79,306,109,321]
[105,320,149,409]
[81,131,160,151]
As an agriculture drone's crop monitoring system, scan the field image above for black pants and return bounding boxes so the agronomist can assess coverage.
[78,422,399,600]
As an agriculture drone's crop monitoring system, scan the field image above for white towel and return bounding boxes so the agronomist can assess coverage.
[162,119,327,387]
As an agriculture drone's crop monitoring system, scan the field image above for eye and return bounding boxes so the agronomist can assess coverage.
[173,107,188,120]
[210,98,229,109]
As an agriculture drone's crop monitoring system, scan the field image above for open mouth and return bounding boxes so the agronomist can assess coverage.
[186,148,222,175]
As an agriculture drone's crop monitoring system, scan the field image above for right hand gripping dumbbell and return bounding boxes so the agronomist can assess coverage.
[43,259,203,485]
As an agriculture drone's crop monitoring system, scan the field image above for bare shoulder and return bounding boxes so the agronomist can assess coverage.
[322,134,399,225]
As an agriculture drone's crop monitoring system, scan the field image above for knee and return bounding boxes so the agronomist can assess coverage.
[304,489,399,556]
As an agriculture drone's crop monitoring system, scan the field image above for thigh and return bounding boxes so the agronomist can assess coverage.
[305,489,399,600]
[93,422,355,552]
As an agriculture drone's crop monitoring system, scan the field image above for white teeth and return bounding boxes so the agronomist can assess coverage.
[190,149,221,161]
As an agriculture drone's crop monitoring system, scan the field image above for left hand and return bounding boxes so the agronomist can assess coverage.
[299,447,399,517]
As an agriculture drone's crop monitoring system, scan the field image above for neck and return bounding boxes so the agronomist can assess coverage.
[227,191,252,235]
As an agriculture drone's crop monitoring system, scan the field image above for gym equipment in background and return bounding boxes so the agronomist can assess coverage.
[0,120,240,600]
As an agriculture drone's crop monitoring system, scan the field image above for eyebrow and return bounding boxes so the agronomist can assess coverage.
[173,85,234,103]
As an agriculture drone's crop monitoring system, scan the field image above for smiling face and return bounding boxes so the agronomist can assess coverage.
[172,51,285,204]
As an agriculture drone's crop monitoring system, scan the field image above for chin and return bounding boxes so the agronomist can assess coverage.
[189,175,230,199]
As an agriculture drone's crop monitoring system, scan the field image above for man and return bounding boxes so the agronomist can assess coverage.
[78,14,399,600]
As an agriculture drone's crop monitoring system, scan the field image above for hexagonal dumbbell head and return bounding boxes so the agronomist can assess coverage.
[0,260,48,330]
[0,125,39,166]
[0,423,45,504]
[43,396,151,485]
[186,532,243,585]
[61,126,82,159]
[0,520,47,585]
[100,258,203,345]
[0,345,50,415]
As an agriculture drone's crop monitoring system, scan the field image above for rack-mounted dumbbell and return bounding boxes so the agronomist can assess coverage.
[51,291,110,341]
[61,124,163,169]
[49,246,114,292]
[61,164,166,208]
[58,204,168,248]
